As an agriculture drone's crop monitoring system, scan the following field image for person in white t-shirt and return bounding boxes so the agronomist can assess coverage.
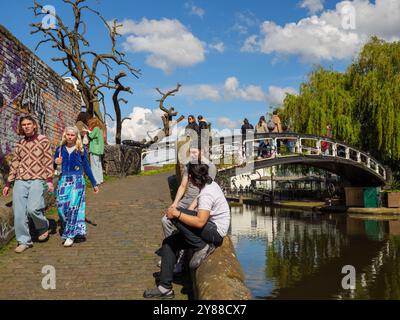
[144,162,230,299]
[158,142,217,273]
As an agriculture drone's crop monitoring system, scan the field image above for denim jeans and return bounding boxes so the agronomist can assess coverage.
[158,208,223,289]
[13,180,49,245]
[257,141,266,157]
[90,154,103,184]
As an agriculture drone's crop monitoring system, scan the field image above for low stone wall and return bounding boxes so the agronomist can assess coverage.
[103,145,141,176]
[192,236,252,300]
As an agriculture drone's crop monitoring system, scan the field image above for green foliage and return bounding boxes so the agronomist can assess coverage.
[138,164,175,176]
[281,66,358,145]
[385,178,400,192]
[281,37,400,176]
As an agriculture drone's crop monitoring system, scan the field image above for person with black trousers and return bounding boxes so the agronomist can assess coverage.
[197,115,210,156]
[241,118,254,135]
[184,115,199,140]
[143,162,231,299]
[241,118,254,157]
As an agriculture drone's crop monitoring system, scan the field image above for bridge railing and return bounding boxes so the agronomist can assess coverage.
[138,132,386,181]
[239,133,386,181]
[140,140,177,170]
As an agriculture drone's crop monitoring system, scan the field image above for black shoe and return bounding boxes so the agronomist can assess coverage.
[143,286,175,299]
[189,244,216,269]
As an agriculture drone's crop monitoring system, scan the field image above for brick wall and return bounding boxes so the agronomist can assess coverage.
[0,24,82,179]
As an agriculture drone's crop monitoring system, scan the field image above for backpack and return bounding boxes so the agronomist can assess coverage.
[267,120,276,131]
[261,143,273,158]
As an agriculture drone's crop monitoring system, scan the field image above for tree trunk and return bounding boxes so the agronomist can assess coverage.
[113,91,122,145]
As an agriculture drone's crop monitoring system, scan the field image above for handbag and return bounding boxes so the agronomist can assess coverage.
[54,147,62,176]
[83,134,89,145]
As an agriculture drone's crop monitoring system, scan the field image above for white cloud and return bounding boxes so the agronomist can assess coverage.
[217,117,241,129]
[208,42,225,53]
[224,77,266,102]
[242,0,400,62]
[300,0,325,14]
[181,84,222,101]
[266,86,298,106]
[120,18,206,73]
[185,2,205,18]
[181,78,296,105]
[232,11,259,35]
[107,106,163,144]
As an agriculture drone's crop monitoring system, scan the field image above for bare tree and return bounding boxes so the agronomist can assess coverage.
[155,83,185,138]
[111,72,132,145]
[30,0,140,120]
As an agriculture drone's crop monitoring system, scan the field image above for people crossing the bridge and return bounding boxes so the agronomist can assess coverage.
[321,124,333,156]
[256,116,268,159]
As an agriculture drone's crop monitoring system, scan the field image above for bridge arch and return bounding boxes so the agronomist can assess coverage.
[212,133,387,187]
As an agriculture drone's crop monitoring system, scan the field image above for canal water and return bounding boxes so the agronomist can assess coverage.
[230,205,400,300]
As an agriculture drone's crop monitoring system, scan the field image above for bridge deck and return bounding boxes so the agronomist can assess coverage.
[219,154,386,187]
[0,173,189,300]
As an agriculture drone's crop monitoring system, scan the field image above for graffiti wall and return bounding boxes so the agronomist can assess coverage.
[0,24,82,178]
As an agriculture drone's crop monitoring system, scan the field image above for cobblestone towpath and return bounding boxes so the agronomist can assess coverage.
[0,172,189,300]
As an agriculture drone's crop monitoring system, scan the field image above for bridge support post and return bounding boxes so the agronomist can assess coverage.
[317,139,321,155]
[332,143,337,157]
[296,140,302,154]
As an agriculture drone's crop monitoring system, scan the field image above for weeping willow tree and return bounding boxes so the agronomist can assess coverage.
[281,67,358,145]
[281,37,400,176]
[349,37,400,164]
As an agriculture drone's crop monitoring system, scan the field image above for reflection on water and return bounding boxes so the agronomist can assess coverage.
[230,205,400,300]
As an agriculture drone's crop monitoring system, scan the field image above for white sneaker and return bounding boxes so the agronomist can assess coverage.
[64,238,74,247]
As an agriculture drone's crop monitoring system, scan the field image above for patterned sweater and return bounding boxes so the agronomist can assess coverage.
[6,134,54,187]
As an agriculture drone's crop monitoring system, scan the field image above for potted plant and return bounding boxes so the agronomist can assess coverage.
[384,178,400,208]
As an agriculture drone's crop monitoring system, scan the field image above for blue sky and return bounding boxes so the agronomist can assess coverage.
[1,0,399,142]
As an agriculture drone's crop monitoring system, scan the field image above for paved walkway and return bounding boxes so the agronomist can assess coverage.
[0,173,190,300]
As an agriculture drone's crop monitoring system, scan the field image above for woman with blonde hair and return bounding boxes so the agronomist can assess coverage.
[54,126,99,247]
[84,118,105,185]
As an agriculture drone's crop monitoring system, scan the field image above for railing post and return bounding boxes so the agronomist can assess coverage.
[332,143,337,157]
[222,143,225,164]
[367,158,371,168]
[273,138,278,157]
[357,152,361,163]
[317,139,321,155]
[297,139,302,154]
[345,147,350,160]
